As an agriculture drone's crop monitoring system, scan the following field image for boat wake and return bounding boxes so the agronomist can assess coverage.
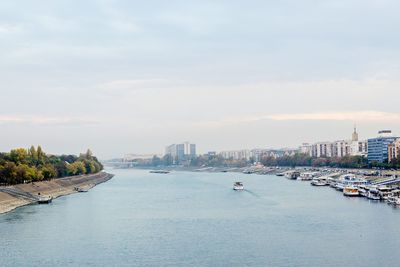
[243,189,260,198]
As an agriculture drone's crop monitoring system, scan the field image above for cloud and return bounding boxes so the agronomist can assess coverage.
[0,24,22,34]
[195,111,400,128]
[0,115,100,126]
[266,111,400,121]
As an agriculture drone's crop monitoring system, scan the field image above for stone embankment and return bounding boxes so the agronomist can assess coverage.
[0,171,114,214]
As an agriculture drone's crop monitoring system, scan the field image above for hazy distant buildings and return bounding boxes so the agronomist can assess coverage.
[368,130,398,163]
[250,148,297,162]
[312,142,334,158]
[219,150,250,160]
[165,142,196,163]
[309,127,367,158]
[299,143,312,156]
[123,154,161,161]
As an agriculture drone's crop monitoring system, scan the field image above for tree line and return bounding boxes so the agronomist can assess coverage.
[0,146,103,185]
[134,153,400,170]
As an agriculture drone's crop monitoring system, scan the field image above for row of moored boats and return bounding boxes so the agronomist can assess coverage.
[279,171,400,206]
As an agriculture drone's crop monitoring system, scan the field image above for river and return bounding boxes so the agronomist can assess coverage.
[1,169,400,266]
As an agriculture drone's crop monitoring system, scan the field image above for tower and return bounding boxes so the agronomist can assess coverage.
[352,125,359,142]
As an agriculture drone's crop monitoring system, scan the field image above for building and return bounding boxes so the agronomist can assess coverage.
[312,142,334,158]
[310,127,367,158]
[368,130,398,163]
[123,154,161,161]
[349,126,368,157]
[388,138,400,163]
[219,150,250,160]
[333,140,350,158]
[299,143,312,156]
[249,149,297,162]
[165,142,196,163]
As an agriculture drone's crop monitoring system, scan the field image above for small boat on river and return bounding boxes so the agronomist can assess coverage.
[233,182,244,191]
[149,170,170,174]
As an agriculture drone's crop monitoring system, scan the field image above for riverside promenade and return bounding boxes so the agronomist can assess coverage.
[0,171,114,214]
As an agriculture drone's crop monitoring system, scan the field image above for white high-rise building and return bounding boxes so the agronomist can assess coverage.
[299,143,312,156]
[165,142,196,163]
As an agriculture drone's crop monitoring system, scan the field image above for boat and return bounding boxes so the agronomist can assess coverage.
[387,196,400,206]
[298,172,319,181]
[343,186,359,197]
[284,171,300,180]
[367,189,381,201]
[149,170,170,174]
[377,186,393,201]
[335,174,368,191]
[311,177,329,186]
[233,182,244,191]
[75,187,89,192]
[37,195,53,204]
[357,185,369,197]
[276,173,285,177]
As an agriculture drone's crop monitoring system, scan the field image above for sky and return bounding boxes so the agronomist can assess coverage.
[1,0,400,159]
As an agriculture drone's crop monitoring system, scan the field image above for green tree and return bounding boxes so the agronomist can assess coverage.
[10,148,28,165]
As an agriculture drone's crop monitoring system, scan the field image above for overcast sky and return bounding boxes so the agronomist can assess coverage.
[1,0,400,159]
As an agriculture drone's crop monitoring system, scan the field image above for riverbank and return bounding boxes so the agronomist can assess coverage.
[0,171,114,214]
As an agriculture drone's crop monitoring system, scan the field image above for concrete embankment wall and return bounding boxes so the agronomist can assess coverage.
[0,172,114,214]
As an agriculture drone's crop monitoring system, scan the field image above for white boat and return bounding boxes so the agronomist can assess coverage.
[284,171,300,180]
[37,195,53,204]
[335,174,368,192]
[377,186,393,201]
[367,189,381,200]
[311,177,329,186]
[357,185,369,197]
[387,196,399,205]
[343,186,359,197]
[298,172,319,181]
[233,182,244,191]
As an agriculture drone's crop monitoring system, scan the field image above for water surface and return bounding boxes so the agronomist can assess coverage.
[1,169,400,266]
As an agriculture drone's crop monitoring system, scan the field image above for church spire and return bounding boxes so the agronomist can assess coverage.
[352,124,359,142]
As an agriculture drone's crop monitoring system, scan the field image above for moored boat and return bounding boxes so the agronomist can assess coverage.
[343,186,359,197]
[357,185,369,197]
[311,177,329,186]
[298,172,319,181]
[284,171,300,180]
[37,195,53,204]
[367,189,381,201]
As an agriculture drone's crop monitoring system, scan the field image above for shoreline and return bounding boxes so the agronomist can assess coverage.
[0,171,114,215]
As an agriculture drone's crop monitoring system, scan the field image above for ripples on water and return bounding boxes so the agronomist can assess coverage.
[0,169,400,267]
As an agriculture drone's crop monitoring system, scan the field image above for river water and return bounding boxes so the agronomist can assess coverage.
[1,169,400,267]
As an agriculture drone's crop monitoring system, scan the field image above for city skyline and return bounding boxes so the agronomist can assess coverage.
[1,1,400,158]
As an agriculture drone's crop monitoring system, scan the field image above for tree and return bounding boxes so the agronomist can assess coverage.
[36,146,45,165]
[10,148,28,165]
